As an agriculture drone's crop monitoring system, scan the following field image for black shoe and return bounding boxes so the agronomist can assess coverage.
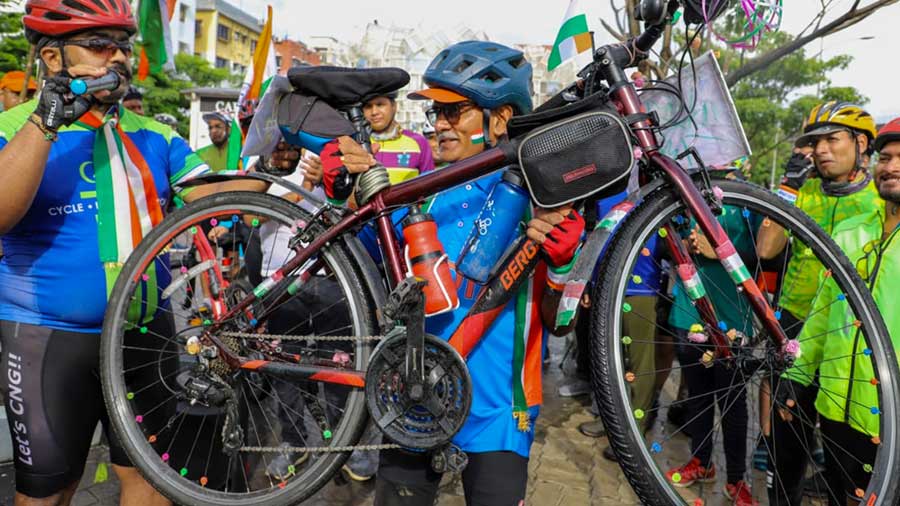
[578,420,606,438]
[602,445,618,462]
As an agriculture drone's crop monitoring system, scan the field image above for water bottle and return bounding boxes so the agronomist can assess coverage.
[402,209,460,316]
[456,170,530,283]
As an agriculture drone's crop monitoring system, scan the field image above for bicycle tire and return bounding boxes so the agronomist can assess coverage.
[591,178,899,505]
[101,191,378,506]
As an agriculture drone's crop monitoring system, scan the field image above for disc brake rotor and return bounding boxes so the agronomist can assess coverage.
[366,329,471,450]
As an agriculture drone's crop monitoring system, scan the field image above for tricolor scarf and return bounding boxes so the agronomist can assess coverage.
[81,110,164,313]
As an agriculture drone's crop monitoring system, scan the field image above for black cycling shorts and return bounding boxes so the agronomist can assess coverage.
[376,449,528,506]
[0,318,171,498]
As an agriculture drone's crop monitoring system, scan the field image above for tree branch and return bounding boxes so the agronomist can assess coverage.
[725,0,900,87]
[600,17,626,42]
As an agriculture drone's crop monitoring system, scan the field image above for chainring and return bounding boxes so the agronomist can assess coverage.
[365,328,471,450]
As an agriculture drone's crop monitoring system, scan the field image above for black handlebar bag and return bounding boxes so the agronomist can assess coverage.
[516,110,634,208]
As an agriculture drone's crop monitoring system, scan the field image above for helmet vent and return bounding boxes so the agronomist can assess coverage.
[45,11,71,20]
[62,0,98,15]
[452,59,473,74]
[481,70,503,83]
[509,56,526,69]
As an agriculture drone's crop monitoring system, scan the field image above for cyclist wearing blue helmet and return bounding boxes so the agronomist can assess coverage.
[365,40,584,506]
[408,40,533,162]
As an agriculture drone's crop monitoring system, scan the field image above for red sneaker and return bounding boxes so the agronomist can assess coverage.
[725,480,759,506]
[665,457,716,487]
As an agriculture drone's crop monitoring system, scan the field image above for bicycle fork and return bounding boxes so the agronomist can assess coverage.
[652,153,793,363]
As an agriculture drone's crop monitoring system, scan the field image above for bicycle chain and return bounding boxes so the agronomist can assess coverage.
[220,331,383,342]
[225,331,398,454]
[240,443,401,453]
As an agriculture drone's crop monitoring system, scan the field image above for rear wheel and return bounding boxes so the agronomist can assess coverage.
[101,192,378,506]
[592,178,899,505]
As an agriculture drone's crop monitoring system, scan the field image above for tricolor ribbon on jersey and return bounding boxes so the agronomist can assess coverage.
[83,110,166,318]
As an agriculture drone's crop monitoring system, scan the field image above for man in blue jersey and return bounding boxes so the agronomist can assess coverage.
[321,40,584,506]
[0,1,313,504]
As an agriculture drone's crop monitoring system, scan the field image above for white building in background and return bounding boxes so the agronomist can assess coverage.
[171,0,197,56]
[311,22,580,132]
[307,36,353,67]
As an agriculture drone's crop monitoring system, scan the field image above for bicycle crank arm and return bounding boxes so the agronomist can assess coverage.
[240,359,366,388]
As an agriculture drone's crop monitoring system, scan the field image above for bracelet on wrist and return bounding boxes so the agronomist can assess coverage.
[28,113,58,142]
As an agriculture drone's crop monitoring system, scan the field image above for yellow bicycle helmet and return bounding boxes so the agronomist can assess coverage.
[795,101,877,152]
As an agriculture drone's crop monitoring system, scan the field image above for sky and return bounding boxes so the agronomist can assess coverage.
[234,0,900,120]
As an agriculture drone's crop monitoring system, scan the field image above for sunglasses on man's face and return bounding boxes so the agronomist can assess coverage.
[62,38,133,58]
[425,102,478,125]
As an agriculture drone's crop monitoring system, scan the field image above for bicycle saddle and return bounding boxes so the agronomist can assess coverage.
[287,66,410,108]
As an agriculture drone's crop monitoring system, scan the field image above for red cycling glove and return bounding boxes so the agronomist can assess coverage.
[541,211,584,267]
[320,139,355,204]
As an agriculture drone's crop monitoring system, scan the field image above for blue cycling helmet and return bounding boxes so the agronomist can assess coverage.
[410,41,534,115]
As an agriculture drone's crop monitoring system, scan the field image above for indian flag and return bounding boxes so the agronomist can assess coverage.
[548,0,593,71]
[137,0,176,81]
[237,5,277,109]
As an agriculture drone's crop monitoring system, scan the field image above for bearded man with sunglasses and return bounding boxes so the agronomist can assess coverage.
[0,1,304,505]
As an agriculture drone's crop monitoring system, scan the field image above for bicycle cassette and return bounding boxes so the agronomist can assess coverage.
[365,329,471,450]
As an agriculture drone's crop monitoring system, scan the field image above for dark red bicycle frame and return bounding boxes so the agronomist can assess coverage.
[211,50,789,385]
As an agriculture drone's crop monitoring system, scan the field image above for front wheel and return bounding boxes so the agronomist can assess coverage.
[101,192,379,506]
[591,178,899,505]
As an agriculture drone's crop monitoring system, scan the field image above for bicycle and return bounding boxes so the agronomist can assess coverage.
[100,2,899,505]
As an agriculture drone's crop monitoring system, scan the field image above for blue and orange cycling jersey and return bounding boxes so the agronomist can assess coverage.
[0,101,208,332]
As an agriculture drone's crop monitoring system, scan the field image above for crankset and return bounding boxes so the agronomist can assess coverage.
[365,327,472,450]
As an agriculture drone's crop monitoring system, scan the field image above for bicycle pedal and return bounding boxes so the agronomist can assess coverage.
[383,277,428,321]
[430,443,468,474]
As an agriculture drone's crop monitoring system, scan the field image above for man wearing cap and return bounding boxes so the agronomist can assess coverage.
[121,86,143,115]
[773,119,900,505]
[363,92,434,183]
[757,101,881,505]
[196,111,231,172]
[0,71,37,111]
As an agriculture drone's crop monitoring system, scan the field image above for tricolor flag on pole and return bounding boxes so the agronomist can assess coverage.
[137,0,176,81]
[230,5,277,170]
[237,5,277,109]
[548,0,593,71]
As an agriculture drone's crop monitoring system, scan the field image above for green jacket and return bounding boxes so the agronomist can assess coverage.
[784,204,900,437]
[779,177,880,319]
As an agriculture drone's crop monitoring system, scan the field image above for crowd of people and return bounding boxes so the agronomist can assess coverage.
[0,0,897,505]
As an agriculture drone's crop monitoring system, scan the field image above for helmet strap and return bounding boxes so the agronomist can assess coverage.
[482,109,492,150]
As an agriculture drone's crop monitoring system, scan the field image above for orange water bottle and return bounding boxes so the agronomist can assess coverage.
[402,209,459,316]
